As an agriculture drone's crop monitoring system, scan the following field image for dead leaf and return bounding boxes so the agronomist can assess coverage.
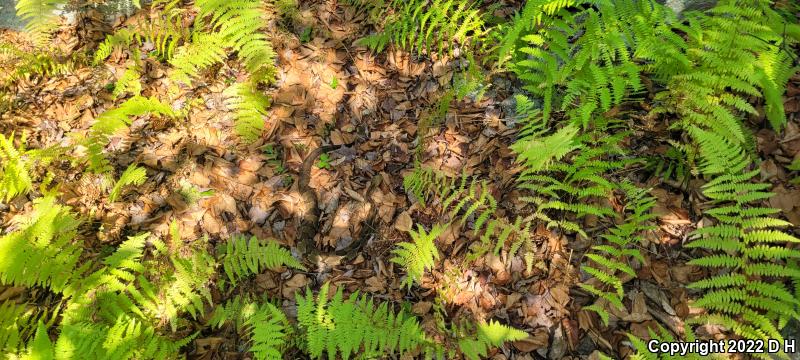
[769,185,800,225]
[622,292,651,322]
[365,276,385,293]
[282,274,309,298]
[394,211,413,232]
[412,301,432,315]
[513,328,549,352]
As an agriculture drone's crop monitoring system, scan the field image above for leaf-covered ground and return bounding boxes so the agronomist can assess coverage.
[2,1,800,358]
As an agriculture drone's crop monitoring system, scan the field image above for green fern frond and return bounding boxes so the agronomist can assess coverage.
[208,295,290,359]
[55,316,193,360]
[628,324,705,360]
[191,0,277,83]
[457,320,528,360]
[581,182,655,324]
[135,16,188,61]
[112,67,143,99]
[296,282,430,359]
[653,0,798,143]
[208,296,258,330]
[223,82,269,142]
[158,249,216,331]
[0,196,83,294]
[0,133,35,202]
[517,129,630,237]
[18,321,53,359]
[245,302,289,360]
[509,0,649,125]
[403,166,535,261]
[95,14,189,64]
[86,96,177,173]
[53,231,201,358]
[84,233,149,296]
[359,0,486,55]
[476,320,527,347]
[168,32,227,84]
[685,124,800,345]
[1,44,78,83]
[510,115,579,175]
[15,0,64,46]
[218,235,306,286]
[391,224,444,288]
[109,163,147,202]
[94,30,135,65]
[0,301,33,354]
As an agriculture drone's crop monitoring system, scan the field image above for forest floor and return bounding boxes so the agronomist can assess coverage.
[2,0,800,359]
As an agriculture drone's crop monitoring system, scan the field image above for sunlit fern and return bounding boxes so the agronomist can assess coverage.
[456,320,528,360]
[517,125,631,238]
[85,96,177,173]
[0,196,84,294]
[223,82,270,142]
[682,126,800,356]
[218,235,305,286]
[391,224,444,288]
[14,0,64,46]
[580,183,656,325]
[94,15,189,64]
[112,67,143,99]
[358,0,487,56]
[0,133,35,202]
[108,163,147,202]
[296,282,431,359]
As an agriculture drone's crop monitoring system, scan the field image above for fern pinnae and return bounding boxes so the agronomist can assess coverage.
[86,96,177,173]
[15,0,64,46]
[683,125,800,347]
[223,82,270,143]
[0,196,83,293]
[402,166,533,260]
[188,0,277,83]
[109,163,147,202]
[168,32,227,84]
[458,320,528,360]
[0,301,33,354]
[359,0,486,56]
[295,282,431,359]
[0,133,35,202]
[391,223,444,288]
[218,235,305,286]
[579,182,655,325]
[245,302,289,360]
[112,67,143,100]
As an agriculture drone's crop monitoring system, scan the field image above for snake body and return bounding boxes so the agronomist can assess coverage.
[295,144,378,265]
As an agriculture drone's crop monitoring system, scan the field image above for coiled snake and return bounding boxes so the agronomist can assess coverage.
[294,144,379,266]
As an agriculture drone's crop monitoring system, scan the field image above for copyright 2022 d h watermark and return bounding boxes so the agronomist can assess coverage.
[647,338,797,356]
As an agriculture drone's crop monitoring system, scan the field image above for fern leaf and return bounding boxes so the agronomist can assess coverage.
[391,224,443,288]
[86,96,177,173]
[219,235,305,286]
[168,32,227,84]
[0,133,34,202]
[0,196,83,294]
[223,83,269,142]
[15,0,63,46]
[245,302,289,360]
[112,67,143,99]
[109,164,147,202]
[295,282,429,359]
